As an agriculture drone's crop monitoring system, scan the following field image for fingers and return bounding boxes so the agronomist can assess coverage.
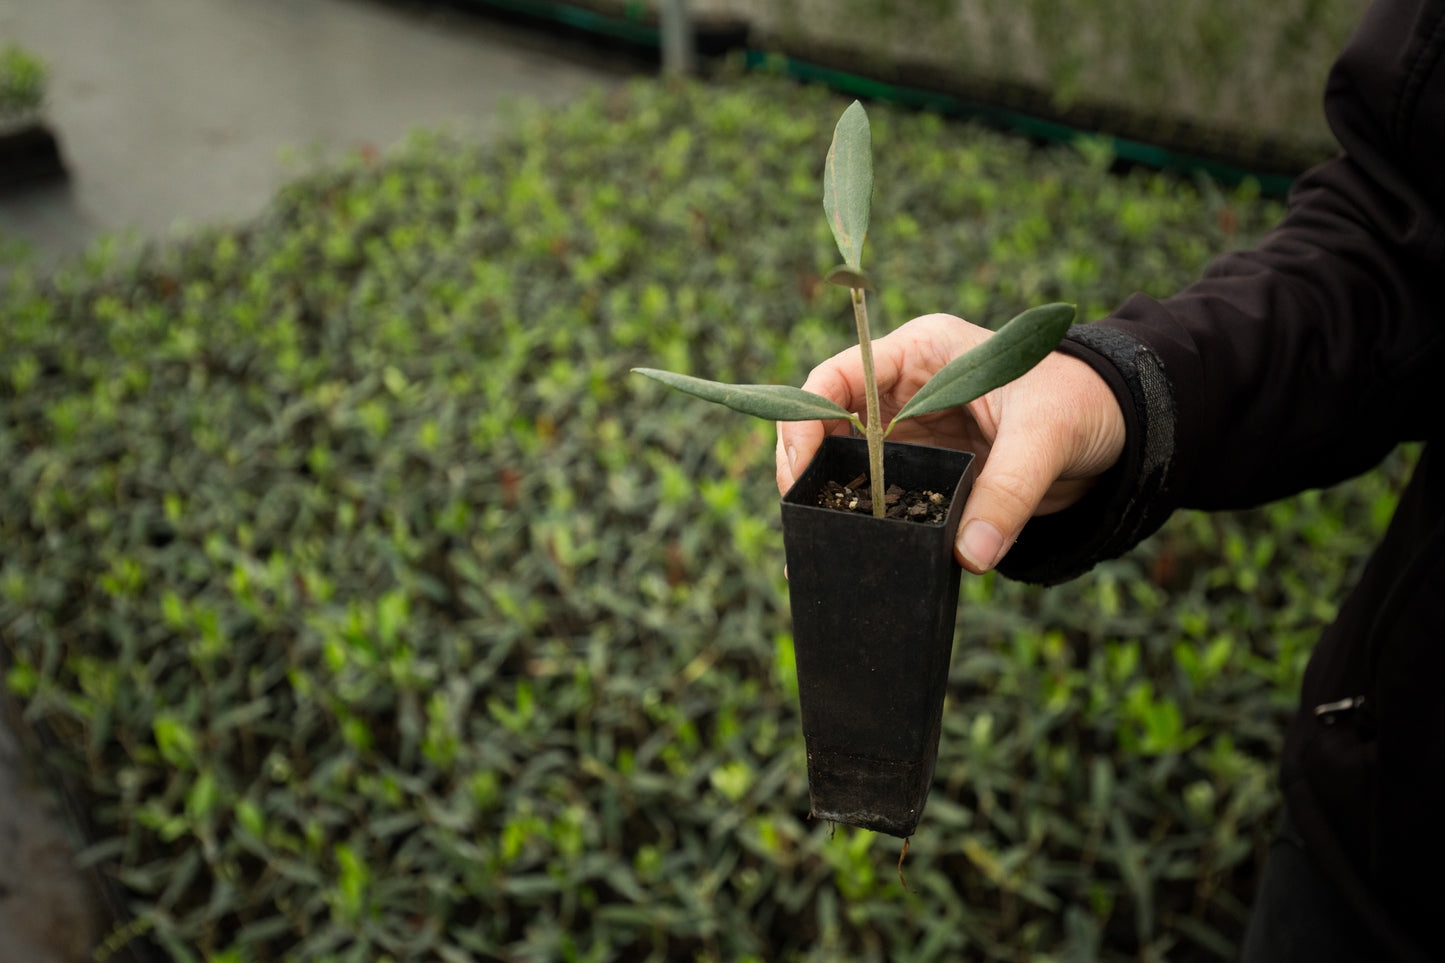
[775,419,823,493]
[954,419,1062,574]
[775,344,866,494]
[775,314,977,494]
[955,351,1126,573]
[774,313,1125,575]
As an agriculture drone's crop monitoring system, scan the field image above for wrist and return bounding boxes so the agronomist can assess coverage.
[994,323,1177,585]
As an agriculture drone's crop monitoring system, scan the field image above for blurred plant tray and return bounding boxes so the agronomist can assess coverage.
[0,121,67,193]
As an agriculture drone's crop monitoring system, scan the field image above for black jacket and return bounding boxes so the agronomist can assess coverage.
[1000,1,1445,956]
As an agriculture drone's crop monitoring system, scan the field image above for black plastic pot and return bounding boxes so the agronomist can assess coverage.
[0,122,66,192]
[779,435,974,837]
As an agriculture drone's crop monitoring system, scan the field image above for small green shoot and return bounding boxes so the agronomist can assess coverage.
[641,99,1075,517]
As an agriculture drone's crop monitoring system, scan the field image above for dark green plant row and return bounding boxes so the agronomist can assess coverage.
[556,0,1362,156]
[0,71,1410,961]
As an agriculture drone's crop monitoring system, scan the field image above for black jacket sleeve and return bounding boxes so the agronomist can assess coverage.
[1000,0,1445,585]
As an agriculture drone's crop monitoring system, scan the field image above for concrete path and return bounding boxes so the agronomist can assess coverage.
[0,708,104,963]
[1,2,630,959]
[0,0,633,266]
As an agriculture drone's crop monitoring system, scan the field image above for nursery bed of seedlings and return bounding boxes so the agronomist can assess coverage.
[0,70,1413,961]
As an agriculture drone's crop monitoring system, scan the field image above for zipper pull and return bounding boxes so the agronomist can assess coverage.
[1314,695,1368,725]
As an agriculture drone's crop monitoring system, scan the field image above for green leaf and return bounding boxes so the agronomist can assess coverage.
[823,101,872,270]
[709,760,753,802]
[889,303,1075,427]
[185,770,220,821]
[153,714,199,769]
[633,368,858,424]
[824,264,873,290]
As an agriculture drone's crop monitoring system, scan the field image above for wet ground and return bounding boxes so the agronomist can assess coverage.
[0,0,632,266]
[1,1,630,959]
[0,708,105,963]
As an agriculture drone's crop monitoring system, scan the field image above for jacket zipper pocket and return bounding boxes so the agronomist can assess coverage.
[1314,695,1368,725]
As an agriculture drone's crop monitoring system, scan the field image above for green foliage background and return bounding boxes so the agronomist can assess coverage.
[0,72,1413,961]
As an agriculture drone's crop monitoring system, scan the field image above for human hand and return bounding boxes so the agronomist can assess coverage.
[775,313,1126,574]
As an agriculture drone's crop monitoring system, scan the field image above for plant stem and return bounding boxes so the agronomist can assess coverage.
[851,287,886,518]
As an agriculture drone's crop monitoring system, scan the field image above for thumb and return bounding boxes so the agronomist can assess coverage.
[954,426,1061,574]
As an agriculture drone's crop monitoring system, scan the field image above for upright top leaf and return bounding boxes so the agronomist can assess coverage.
[823,101,873,270]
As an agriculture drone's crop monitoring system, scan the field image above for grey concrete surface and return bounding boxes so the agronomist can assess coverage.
[0,0,632,267]
[1,2,629,960]
[0,709,103,963]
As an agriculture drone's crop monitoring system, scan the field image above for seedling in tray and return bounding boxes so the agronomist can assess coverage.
[634,100,1074,513]
[634,99,1077,837]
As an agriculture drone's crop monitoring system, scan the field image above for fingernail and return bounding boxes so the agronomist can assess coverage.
[958,519,1005,572]
[787,446,798,470]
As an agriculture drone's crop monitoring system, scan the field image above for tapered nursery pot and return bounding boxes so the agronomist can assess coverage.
[780,435,974,837]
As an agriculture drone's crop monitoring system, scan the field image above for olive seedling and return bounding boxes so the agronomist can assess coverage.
[635,100,1074,517]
